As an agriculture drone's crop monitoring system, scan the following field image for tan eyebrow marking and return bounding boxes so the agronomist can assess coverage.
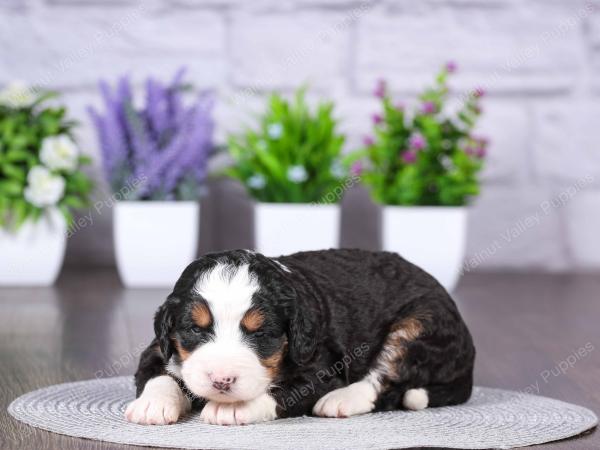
[191,303,212,328]
[241,309,264,332]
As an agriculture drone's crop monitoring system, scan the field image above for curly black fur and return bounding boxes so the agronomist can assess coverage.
[133,248,475,418]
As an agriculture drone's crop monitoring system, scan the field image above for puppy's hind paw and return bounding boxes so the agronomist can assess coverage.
[313,381,376,418]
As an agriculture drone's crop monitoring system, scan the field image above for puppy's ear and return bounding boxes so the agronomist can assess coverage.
[153,297,178,361]
[287,290,319,366]
[252,253,319,365]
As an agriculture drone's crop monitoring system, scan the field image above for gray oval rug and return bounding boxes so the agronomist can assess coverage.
[7,376,597,450]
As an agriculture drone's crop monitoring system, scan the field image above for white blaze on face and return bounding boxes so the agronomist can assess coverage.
[179,263,271,403]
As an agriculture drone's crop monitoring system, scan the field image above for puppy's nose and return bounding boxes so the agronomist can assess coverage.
[209,373,237,392]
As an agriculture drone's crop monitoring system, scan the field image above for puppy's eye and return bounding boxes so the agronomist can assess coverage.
[191,326,204,334]
[252,330,266,338]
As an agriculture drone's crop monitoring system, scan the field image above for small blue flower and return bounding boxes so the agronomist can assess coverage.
[247,174,266,189]
[287,165,308,183]
[330,160,345,179]
[267,123,283,139]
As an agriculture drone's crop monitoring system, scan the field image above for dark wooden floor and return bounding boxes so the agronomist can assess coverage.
[0,269,598,450]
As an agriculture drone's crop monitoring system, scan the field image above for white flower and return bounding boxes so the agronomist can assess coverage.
[440,155,454,170]
[23,166,65,208]
[247,174,266,189]
[40,135,79,172]
[267,123,283,140]
[330,160,346,179]
[287,165,308,183]
[0,80,35,108]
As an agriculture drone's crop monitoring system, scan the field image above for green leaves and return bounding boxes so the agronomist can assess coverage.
[0,180,23,196]
[0,90,94,230]
[226,88,346,203]
[352,64,487,206]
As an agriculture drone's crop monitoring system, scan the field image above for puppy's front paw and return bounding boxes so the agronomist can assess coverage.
[125,395,183,425]
[313,381,376,418]
[125,375,190,425]
[200,394,277,425]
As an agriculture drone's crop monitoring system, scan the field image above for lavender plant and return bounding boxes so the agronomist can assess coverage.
[89,69,214,201]
[351,63,488,206]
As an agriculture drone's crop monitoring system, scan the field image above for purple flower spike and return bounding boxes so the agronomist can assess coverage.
[421,101,437,115]
[88,68,215,200]
[373,79,387,98]
[409,132,426,151]
[446,61,458,73]
[363,135,375,147]
[474,87,486,98]
[402,150,417,164]
[350,161,363,177]
[372,113,383,125]
[476,147,487,158]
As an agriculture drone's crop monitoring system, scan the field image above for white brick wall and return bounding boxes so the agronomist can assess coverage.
[533,101,600,184]
[230,11,350,89]
[1,0,599,271]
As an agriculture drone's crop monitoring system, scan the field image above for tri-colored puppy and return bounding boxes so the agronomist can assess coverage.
[126,249,475,425]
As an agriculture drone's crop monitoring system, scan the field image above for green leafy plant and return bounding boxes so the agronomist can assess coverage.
[351,63,487,206]
[226,88,346,203]
[0,82,93,230]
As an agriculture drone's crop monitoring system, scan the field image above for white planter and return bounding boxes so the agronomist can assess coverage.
[0,209,67,286]
[382,206,467,292]
[255,203,340,256]
[114,201,199,288]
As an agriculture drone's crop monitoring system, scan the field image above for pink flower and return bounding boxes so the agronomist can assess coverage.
[363,135,375,147]
[474,136,489,147]
[402,150,417,164]
[372,113,383,125]
[373,79,387,98]
[409,132,426,151]
[473,87,486,98]
[446,61,458,73]
[465,142,487,158]
[350,161,363,176]
[421,101,437,115]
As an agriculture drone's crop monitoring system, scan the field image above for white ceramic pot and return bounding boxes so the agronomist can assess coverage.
[382,206,467,292]
[0,208,67,286]
[255,203,340,256]
[114,201,199,288]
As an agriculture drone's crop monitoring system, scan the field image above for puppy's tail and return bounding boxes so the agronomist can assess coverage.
[402,388,429,410]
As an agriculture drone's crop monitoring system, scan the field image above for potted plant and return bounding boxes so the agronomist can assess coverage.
[226,88,347,256]
[352,63,487,291]
[0,82,93,286]
[89,69,214,287]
